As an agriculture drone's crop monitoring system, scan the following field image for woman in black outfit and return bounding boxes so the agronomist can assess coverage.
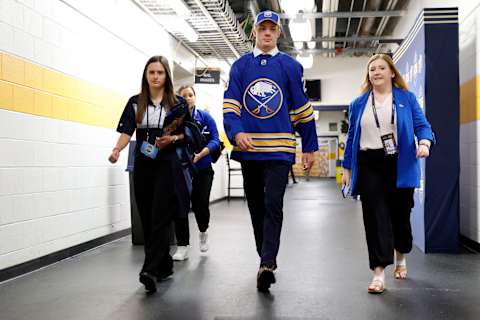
[108,56,191,293]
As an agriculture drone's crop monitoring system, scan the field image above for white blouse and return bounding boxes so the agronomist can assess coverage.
[133,103,166,129]
[360,93,397,150]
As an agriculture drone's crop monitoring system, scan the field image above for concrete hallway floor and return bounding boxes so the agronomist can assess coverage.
[1,179,479,320]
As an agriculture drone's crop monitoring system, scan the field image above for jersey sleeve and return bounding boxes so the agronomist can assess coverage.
[287,60,318,153]
[223,61,245,145]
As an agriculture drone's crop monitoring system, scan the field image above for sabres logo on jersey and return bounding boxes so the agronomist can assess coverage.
[243,78,283,119]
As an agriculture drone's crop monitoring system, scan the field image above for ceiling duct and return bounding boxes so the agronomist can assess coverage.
[136,0,252,63]
[322,0,339,58]
[373,0,399,53]
[355,0,383,55]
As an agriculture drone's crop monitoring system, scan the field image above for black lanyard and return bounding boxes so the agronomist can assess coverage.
[146,103,163,139]
[371,91,395,129]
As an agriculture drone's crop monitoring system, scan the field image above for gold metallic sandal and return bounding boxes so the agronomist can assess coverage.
[394,266,407,279]
[367,279,385,294]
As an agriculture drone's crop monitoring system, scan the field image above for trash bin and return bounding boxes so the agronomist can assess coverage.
[126,141,144,245]
[335,159,343,185]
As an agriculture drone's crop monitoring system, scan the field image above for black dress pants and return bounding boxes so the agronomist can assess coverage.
[357,149,414,270]
[241,160,290,268]
[133,156,177,277]
[175,166,214,246]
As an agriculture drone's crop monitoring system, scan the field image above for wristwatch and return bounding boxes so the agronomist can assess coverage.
[172,135,178,144]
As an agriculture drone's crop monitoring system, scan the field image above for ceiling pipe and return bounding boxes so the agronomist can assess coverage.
[248,0,259,18]
[268,0,281,13]
[192,0,241,58]
[342,0,356,49]
[374,0,399,53]
[322,0,330,56]
[322,0,338,58]
[356,0,383,55]
[330,0,338,57]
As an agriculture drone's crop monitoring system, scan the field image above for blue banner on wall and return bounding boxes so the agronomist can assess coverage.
[394,8,459,253]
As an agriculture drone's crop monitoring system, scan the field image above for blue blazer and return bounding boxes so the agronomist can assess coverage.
[343,87,435,195]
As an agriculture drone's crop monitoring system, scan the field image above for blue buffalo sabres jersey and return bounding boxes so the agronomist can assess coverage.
[223,51,319,162]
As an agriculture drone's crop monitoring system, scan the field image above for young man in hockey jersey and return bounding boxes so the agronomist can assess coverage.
[223,10,318,292]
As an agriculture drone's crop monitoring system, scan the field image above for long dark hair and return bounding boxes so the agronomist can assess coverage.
[136,56,177,124]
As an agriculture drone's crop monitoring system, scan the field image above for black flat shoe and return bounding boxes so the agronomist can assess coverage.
[139,272,157,293]
[157,270,173,282]
[257,267,276,292]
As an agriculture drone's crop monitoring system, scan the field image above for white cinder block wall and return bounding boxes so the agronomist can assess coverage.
[0,0,227,271]
[193,82,228,201]
[304,56,369,106]
[315,111,346,137]
[459,3,480,244]
[304,56,367,149]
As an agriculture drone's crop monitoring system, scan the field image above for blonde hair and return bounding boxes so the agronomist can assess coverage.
[360,54,408,93]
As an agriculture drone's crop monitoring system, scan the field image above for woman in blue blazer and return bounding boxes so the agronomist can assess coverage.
[342,54,435,294]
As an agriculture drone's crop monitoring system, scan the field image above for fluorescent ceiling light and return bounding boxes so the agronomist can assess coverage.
[162,17,199,42]
[307,41,316,49]
[289,16,312,42]
[294,41,304,50]
[296,53,313,69]
[161,0,191,16]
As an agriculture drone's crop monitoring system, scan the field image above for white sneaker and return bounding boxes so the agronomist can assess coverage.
[172,246,189,261]
[199,232,209,252]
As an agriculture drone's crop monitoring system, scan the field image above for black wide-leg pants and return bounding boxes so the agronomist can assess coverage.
[356,149,414,270]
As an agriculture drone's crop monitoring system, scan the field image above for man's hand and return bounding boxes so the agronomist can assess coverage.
[302,152,315,171]
[235,132,255,151]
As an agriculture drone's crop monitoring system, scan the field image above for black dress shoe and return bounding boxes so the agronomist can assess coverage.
[139,272,157,293]
[257,266,276,292]
[157,269,173,282]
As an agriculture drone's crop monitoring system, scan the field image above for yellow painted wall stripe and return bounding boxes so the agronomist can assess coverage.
[460,76,478,124]
[0,51,127,128]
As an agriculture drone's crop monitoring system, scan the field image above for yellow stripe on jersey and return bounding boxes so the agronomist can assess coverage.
[289,102,311,115]
[223,107,240,116]
[296,113,315,124]
[233,146,297,153]
[223,98,241,108]
[251,139,296,147]
[223,102,241,113]
[290,103,314,125]
[248,132,296,139]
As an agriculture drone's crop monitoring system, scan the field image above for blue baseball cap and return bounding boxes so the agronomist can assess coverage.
[255,11,280,26]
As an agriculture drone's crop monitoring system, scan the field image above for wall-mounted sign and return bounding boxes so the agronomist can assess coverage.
[195,68,220,84]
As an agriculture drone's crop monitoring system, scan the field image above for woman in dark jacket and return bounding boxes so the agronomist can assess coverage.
[342,54,435,294]
[108,56,191,293]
